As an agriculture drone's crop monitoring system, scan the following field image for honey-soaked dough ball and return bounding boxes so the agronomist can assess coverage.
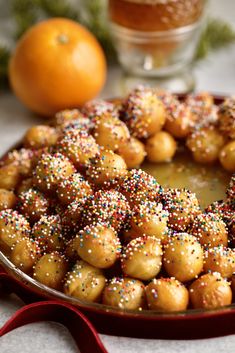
[186,126,225,164]
[121,86,166,138]
[205,200,233,226]
[10,237,40,273]
[204,246,235,278]
[0,148,35,177]
[33,152,75,193]
[64,260,106,302]
[163,233,203,282]
[93,115,130,151]
[57,173,92,206]
[61,116,94,134]
[164,101,194,139]
[117,169,162,206]
[185,92,214,111]
[219,141,235,173]
[0,163,21,190]
[52,109,87,128]
[130,201,169,243]
[121,236,162,281]
[61,198,87,234]
[23,125,59,149]
[17,188,49,223]
[75,223,121,268]
[185,92,215,124]
[56,130,100,168]
[0,189,16,210]
[86,150,127,185]
[146,278,189,312]
[191,212,228,248]
[84,189,130,230]
[117,137,146,168]
[145,131,177,163]
[33,252,68,290]
[189,272,232,309]
[82,99,117,120]
[0,209,30,253]
[102,277,145,310]
[32,215,65,252]
[218,97,235,139]
[163,188,200,231]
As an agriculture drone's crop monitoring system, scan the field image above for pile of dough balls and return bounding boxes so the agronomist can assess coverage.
[0,86,235,313]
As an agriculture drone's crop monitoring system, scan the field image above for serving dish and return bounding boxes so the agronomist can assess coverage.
[0,94,235,339]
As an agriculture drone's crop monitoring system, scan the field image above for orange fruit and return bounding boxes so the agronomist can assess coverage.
[9,18,107,117]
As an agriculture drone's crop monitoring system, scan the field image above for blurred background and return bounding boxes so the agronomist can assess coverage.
[0,0,235,94]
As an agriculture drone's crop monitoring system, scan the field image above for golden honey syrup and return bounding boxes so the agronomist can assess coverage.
[109,0,204,31]
[143,149,230,209]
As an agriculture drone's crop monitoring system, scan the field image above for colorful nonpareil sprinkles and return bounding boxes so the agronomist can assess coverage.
[0,87,235,312]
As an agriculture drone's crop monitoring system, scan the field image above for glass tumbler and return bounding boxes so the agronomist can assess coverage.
[108,0,206,91]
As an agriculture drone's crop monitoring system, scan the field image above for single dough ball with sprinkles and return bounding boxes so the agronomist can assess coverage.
[0,209,30,254]
[32,215,65,252]
[75,223,121,268]
[33,152,75,193]
[10,237,40,273]
[204,246,235,278]
[163,188,200,231]
[117,136,146,168]
[102,277,145,310]
[1,148,35,177]
[185,92,215,125]
[218,97,235,139]
[84,189,130,230]
[145,131,177,163]
[33,252,68,290]
[57,173,93,206]
[61,117,94,134]
[117,169,162,206]
[0,163,21,190]
[56,129,100,168]
[0,189,16,211]
[130,201,169,244]
[163,233,203,282]
[23,125,59,149]
[17,188,49,223]
[164,100,194,139]
[189,272,232,309]
[121,236,162,281]
[219,141,235,173]
[145,277,189,312]
[93,115,130,151]
[205,200,233,226]
[186,126,225,164]
[121,86,166,139]
[86,150,127,185]
[82,99,117,120]
[191,212,228,248]
[61,198,88,234]
[63,260,106,302]
[52,109,87,128]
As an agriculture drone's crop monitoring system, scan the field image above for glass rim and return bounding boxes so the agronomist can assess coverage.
[109,20,204,42]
